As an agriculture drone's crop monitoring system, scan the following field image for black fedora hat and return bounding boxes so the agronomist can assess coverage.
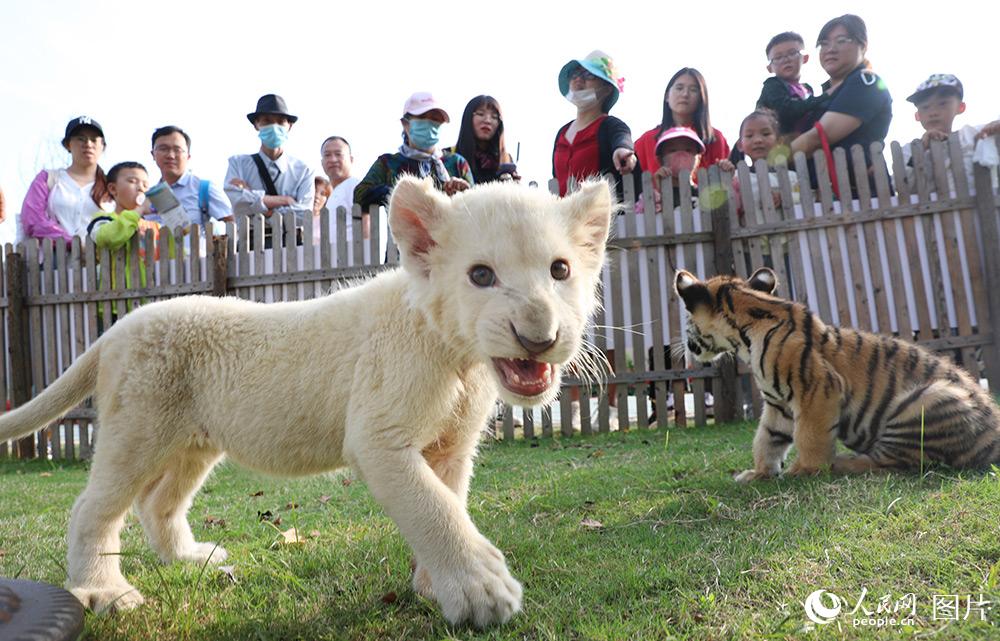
[246,94,298,125]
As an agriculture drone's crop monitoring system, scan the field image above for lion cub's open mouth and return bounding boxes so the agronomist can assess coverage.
[491,358,554,397]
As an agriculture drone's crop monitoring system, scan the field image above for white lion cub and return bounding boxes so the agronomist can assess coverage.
[0,176,615,628]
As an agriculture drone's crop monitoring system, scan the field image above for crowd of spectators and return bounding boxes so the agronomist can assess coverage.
[8,13,999,256]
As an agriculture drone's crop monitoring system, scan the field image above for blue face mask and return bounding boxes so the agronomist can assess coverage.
[258,124,289,149]
[407,119,441,150]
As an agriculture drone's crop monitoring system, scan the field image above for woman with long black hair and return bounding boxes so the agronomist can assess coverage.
[450,95,516,183]
[633,68,730,176]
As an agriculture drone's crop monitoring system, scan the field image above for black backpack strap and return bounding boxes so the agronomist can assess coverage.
[251,154,279,196]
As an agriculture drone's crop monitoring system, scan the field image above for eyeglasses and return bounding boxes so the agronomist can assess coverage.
[569,67,597,82]
[153,145,188,156]
[669,84,701,96]
[817,36,855,49]
[769,50,803,64]
[473,110,499,122]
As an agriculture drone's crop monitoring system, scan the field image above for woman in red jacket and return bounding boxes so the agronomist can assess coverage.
[552,50,638,430]
[634,68,730,177]
[552,50,639,199]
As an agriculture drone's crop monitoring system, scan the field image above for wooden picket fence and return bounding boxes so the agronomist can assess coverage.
[2,133,1000,457]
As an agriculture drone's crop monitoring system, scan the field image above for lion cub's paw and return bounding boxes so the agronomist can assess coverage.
[70,583,145,613]
[434,537,523,628]
[733,469,776,483]
[178,542,228,565]
[412,563,434,600]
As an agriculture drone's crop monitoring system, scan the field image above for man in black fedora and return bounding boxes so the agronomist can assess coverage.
[224,93,314,248]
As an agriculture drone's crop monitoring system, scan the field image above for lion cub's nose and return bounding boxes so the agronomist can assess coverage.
[513,325,557,357]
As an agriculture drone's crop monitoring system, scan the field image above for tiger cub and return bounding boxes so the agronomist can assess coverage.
[675,267,1000,480]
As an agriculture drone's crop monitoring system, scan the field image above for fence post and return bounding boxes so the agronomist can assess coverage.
[708,166,739,423]
[972,161,1000,389]
[6,251,35,458]
[211,234,229,297]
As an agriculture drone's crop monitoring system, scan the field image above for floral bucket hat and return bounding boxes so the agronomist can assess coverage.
[558,50,625,111]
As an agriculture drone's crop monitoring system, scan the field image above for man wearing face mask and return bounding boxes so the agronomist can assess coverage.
[354,92,474,212]
[552,50,640,199]
[225,94,314,248]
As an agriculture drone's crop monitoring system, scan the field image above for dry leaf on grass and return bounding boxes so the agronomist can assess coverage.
[318,495,332,504]
[341,478,352,487]
[39,472,52,477]
[284,502,299,510]
[580,518,604,530]
[381,591,398,604]
[309,530,321,539]
[257,510,274,522]
[250,490,264,497]
[204,516,226,528]
[278,527,305,546]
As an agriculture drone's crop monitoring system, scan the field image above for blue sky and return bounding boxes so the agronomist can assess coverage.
[2,0,996,244]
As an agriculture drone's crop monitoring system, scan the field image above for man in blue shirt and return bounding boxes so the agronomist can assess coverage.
[150,125,233,231]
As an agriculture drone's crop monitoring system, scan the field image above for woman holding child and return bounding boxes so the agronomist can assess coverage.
[634,68,730,178]
[790,14,892,191]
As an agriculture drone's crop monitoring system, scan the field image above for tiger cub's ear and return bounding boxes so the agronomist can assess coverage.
[675,270,712,311]
[748,267,778,294]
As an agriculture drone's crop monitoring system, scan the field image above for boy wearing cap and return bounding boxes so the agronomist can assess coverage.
[225,94,314,248]
[904,74,1000,191]
[756,32,830,138]
[354,92,473,212]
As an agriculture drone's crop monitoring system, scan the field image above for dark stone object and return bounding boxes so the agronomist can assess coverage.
[0,578,83,641]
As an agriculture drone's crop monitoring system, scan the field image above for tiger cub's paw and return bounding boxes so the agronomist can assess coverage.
[785,461,823,477]
[734,469,776,483]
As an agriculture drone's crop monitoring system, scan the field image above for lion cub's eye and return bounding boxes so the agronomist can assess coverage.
[469,265,497,287]
[550,259,570,281]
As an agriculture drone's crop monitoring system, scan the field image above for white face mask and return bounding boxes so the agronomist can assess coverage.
[135,192,146,206]
[566,89,600,109]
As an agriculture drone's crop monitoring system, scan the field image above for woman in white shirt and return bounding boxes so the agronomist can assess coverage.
[19,116,112,245]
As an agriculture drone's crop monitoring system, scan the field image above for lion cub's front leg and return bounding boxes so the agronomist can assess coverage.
[347,426,521,628]
[412,431,478,600]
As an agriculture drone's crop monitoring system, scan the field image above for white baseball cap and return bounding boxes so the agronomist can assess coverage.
[402,92,450,122]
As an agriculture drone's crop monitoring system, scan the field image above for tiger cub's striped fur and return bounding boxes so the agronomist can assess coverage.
[675,267,1000,479]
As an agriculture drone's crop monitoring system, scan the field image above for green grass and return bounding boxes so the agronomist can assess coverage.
[2,422,999,640]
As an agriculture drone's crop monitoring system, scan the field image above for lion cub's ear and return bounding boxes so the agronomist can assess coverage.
[747,267,778,294]
[389,176,450,277]
[563,179,616,269]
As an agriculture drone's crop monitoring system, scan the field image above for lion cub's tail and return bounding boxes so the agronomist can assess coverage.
[0,344,100,442]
